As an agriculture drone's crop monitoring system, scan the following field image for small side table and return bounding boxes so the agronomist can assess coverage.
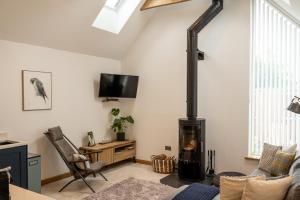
[199,176,214,185]
[212,171,246,187]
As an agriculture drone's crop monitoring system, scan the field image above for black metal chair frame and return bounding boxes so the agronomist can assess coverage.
[45,132,107,193]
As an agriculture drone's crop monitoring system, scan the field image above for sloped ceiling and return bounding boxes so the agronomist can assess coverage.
[274,0,300,21]
[0,0,154,59]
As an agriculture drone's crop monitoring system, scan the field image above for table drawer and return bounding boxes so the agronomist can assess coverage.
[114,149,135,163]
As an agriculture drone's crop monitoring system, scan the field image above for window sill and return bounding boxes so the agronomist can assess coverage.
[244,155,260,161]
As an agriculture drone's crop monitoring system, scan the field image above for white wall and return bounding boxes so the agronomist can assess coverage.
[0,40,121,179]
[122,0,258,174]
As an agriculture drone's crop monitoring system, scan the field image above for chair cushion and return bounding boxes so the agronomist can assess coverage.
[47,126,64,141]
[270,151,296,176]
[258,143,282,173]
[242,176,293,200]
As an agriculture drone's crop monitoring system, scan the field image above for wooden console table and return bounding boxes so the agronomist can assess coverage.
[80,140,136,166]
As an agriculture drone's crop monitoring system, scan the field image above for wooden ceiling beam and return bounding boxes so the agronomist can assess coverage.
[140,0,191,11]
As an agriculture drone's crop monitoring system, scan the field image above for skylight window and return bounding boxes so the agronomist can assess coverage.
[92,0,142,34]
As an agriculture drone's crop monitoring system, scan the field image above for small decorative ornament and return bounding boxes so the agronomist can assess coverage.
[22,70,52,111]
[87,131,96,147]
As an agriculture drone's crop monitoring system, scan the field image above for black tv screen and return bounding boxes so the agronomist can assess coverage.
[99,73,139,98]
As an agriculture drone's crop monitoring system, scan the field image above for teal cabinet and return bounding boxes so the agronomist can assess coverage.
[27,153,41,193]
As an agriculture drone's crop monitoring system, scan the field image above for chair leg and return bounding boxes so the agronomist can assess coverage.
[98,172,108,181]
[77,173,96,193]
[59,178,77,192]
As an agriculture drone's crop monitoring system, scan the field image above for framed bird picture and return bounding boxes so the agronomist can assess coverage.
[22,70,52,111]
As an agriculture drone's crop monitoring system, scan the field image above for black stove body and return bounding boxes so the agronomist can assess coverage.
[178,118,205,180]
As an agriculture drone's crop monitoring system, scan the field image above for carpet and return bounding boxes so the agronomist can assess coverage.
[82,177,176,200]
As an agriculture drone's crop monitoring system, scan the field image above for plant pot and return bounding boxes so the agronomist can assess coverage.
[116,132,125,141]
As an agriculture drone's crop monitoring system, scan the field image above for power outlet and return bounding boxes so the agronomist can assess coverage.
[165,146,172,151]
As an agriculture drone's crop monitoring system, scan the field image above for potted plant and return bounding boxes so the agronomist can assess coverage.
[111,108,134,141]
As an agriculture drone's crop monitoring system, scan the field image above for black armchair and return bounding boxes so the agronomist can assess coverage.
[44,126,107,193]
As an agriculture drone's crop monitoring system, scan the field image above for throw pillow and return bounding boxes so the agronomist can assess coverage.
[258,143,282,173]
[73,154,90,170]
[220,176,265,200]
[270,150,296,176]
[283,144,297,153]
[241,176,293,200]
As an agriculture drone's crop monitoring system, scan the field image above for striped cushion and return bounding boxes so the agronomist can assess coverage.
[258,143,282,173]
[270,151,296,176]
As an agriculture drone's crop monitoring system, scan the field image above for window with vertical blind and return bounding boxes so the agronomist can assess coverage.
[249,0,300,156]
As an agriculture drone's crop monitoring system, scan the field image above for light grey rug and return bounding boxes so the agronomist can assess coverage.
[82,177,176,200]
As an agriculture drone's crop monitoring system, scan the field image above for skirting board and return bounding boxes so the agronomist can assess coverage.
[41,159,152,185]
[41,172,71,186]
[136,159,152,165]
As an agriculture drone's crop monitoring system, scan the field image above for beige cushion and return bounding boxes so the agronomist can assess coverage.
[283,144,297,153]
[73,154,90,170]
[258,143,282,173]
[220,176,265,200]
[242,176,293,200]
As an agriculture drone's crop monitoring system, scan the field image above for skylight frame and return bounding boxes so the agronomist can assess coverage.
[105,0,123,11]
[92,0,142,34]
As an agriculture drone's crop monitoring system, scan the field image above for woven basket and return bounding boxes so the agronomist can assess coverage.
[151,154,175,174]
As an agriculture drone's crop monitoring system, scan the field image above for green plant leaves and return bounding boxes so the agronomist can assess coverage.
[126,116,134,124]
[111,108,134,133]
[111,108,120,116]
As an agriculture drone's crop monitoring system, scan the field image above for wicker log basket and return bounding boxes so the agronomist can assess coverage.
[151,154,175,174]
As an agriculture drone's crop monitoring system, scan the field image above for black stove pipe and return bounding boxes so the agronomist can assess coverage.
[186,0,223,120]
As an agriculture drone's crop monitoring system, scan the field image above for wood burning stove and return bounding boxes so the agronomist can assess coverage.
[178,0,223,180]
[178,119,205,180]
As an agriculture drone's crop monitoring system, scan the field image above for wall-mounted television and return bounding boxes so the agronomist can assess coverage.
[99,73,139,98]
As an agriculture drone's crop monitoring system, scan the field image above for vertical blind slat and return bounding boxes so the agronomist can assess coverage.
[250,0,300,156]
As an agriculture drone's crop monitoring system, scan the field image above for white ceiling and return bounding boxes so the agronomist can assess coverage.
[273,0,300,22]
[0,0,155,60]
